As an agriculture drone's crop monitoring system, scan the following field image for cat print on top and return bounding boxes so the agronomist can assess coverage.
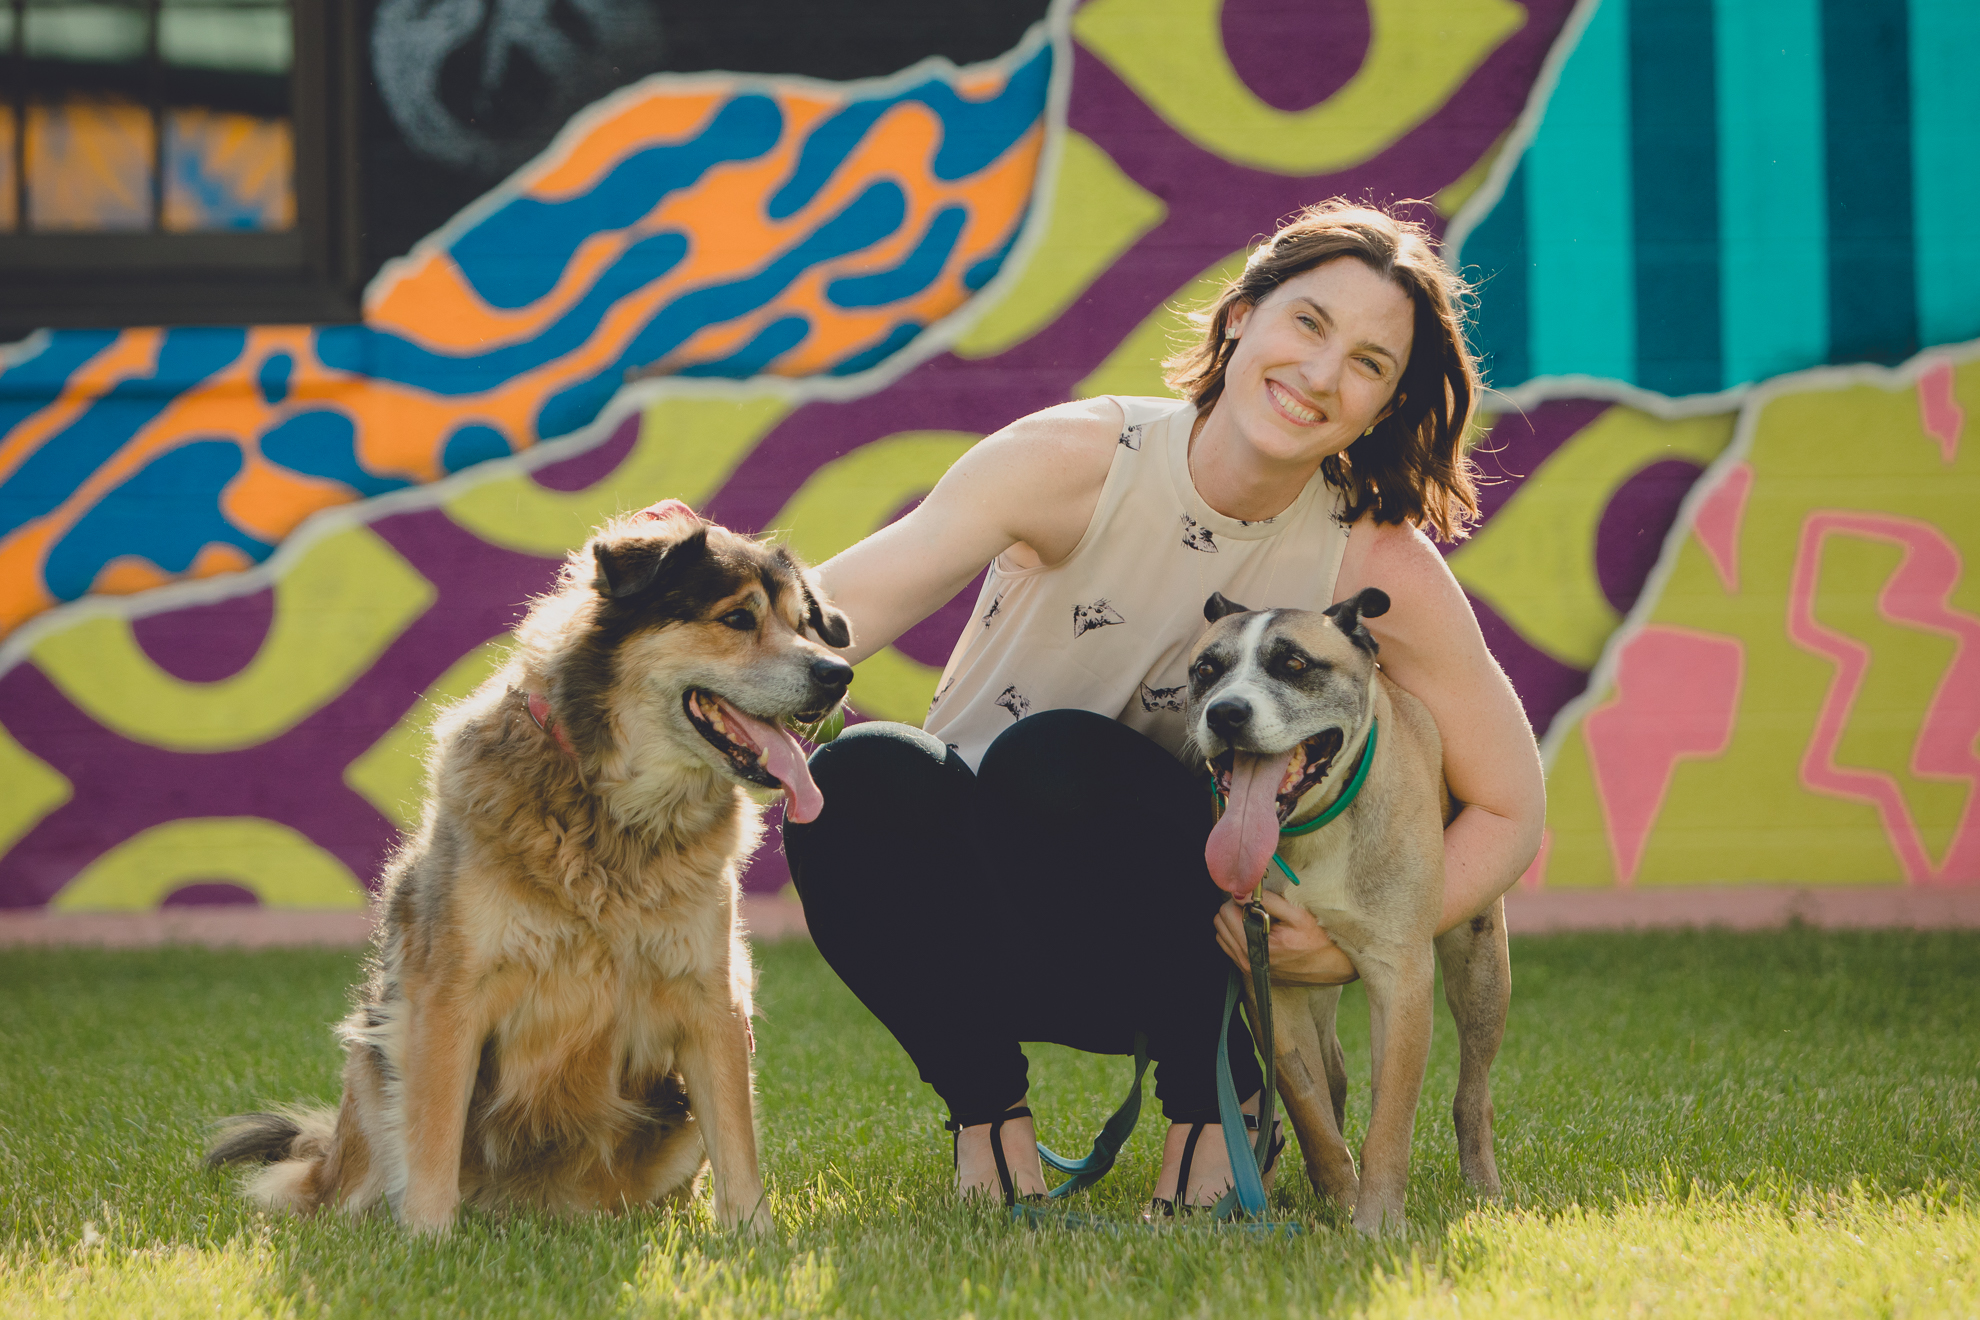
[1071,598,1126,638]
[1118,423,1145,450]
[1179,513,1218,552]
[981,591,1005,627]
[995,686,1031,720]
[1138,681,1185,712]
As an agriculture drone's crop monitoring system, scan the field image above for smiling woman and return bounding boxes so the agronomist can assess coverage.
[784,200,1544,1225]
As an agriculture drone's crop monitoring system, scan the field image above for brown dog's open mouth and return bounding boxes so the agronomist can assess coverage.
[1210,726,1345,824]
[684,690,781,788]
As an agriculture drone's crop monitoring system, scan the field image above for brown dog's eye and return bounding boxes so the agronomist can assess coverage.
[719,610,755,631]
[1193,660,1219,681]
[1284,656,1306,672]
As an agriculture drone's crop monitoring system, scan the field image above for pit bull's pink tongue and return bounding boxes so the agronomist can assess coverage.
[1206,750,1292,897]
[714,699,825,824]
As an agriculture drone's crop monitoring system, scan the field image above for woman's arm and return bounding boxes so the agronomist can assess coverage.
[1339,517,1546,933]
[816,399,1122,663]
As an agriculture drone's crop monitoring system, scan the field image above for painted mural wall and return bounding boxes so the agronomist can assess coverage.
[0,0,1973,915]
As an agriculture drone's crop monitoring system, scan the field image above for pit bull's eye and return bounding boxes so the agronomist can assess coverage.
[719,610,755,631]
[1284,656,1306,672]
[1193,660,1220,681]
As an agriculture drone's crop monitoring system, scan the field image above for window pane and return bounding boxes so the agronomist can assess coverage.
[163,106,293,231]
[26,96,154,230]
[22,1,149,64]
[159,1,291,77]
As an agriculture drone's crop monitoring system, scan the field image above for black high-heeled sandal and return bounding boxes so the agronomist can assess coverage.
[1146,1112,1287,1217]
[946,1106,1045,1206]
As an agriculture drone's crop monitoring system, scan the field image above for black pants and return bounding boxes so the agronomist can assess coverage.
[784,709,1260,1125]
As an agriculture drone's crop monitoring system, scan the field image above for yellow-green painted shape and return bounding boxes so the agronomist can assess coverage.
[345,638,512,832]
[770,431,981,726]
[52,817,368,911]
[0,720,71,860]
[954,132,1167,360]
[446,396,788,557]
[1541,361,1980,888]
[1074,0,1524,176]
[1449,408,1736,669]
[30,527,434,753]
[1076,250,1248,402]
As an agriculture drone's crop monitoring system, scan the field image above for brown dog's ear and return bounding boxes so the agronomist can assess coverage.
[774,550,852,648]
[592,525,707,599]
[1324,587,1389,652]
[1204,592,1253,623]
[804,583,851,648]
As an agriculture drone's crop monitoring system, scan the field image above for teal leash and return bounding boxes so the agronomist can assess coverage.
[1014,721,1378,1231]
[1035,1034,1149,1197]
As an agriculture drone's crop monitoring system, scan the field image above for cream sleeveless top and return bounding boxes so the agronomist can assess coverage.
[923,395,1354,770]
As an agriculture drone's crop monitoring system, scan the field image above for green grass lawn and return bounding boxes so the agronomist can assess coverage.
[1,929,1976,1318]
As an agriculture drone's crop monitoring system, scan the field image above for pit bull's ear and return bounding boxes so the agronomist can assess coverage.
[1324,587,1388,653]
[1204,592,1253,623]
[1352,588,1390,620]
[592,525,706,599]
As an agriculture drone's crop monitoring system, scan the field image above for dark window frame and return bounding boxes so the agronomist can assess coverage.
[0,0,363,339]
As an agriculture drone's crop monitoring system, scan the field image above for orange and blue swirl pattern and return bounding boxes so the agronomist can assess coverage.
[0,41,1049,636]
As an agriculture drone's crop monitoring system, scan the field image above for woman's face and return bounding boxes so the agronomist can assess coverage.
[1220,257,1416,465]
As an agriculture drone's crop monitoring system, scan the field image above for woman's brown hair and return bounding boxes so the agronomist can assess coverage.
[1164,200,1483,542]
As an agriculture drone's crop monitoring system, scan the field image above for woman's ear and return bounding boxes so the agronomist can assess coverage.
[1224,300,1254,340]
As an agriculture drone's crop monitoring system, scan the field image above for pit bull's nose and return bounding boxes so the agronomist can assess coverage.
[1206,695,1251,737]
[809,656,854,690]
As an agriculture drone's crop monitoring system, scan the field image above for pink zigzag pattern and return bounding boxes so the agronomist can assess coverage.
[1787,511,1980,885]
[1692,461,1752,594]
[1918,362,1964,465]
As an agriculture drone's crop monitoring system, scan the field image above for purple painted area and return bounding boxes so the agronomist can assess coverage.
[1596,459,1705,614]
[1467,591,1590,738]
[1461,398,1612,533]
[894,570,984,669]
[1221,0,1370,112]
[131,586,275,682]
[163,882,258,906]
[531,412,641,492]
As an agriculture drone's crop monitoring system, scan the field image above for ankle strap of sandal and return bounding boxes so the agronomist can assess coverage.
[945,1105,1032,1132]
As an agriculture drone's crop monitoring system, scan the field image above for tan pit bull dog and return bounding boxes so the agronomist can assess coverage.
[1185,589,1509,1235]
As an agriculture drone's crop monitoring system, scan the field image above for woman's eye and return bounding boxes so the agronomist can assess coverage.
[1358,357,1383,375]
[720,610,755,631]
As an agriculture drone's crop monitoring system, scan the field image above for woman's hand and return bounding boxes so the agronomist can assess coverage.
[1214,890,1359,986]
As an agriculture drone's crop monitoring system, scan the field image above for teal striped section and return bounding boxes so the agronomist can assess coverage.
[1525,0,1635,381]
[1714,0,1827,388]
[1911,0,1980,348]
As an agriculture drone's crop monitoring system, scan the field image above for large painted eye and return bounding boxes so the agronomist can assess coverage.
[719,609,755,631]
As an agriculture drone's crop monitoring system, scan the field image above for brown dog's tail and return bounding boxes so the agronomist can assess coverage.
[206,1108,339,1212]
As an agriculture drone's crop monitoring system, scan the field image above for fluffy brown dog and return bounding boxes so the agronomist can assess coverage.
[208,502,852,1234]
[1187,589,1508,1235]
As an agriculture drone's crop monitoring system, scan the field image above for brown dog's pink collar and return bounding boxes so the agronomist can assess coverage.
[526,691,576,757]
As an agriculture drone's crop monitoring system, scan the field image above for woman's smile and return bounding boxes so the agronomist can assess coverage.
[1265,378,1326,427]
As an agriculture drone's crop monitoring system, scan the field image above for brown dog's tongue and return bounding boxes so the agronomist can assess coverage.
[1206,750,1292,897]
[714,699,825,824]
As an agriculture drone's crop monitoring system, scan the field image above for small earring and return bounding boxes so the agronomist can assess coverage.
[1224,327,1238,340]
[1361,425,1374,436]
